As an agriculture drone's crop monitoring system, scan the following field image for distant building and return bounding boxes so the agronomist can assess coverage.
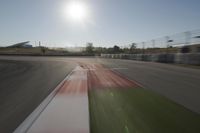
[7,41,32,48]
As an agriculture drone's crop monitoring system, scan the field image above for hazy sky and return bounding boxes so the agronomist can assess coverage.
[0,0,200,47]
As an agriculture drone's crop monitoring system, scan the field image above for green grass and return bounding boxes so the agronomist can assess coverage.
[89,88,200,133]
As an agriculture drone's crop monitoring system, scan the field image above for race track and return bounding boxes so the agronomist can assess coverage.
[0,56,200,133]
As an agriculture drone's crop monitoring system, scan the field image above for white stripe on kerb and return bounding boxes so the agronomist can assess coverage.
[14,66,90,133]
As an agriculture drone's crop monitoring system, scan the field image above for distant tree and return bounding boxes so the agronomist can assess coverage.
[41,47,46,55]
[86,42,94,54]
[107,47,114,53]
[113,45,120,53]
[94,47,106,55]
[130,43,137,53]
[122,47,130,53]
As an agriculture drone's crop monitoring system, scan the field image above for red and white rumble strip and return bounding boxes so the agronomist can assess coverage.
[14,63,133,133]
[14,66,89,133]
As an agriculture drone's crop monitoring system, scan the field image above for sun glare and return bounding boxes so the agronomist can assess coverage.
[64,1,88,22]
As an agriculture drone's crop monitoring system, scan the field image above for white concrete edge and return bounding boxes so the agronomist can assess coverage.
[13,69,75,133]
[86,71,91,133]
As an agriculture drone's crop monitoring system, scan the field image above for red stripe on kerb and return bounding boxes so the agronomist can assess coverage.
[81,63,139,89]
[58,67,88,95]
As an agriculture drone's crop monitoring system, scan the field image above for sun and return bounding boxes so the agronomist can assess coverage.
[64,1,88,22]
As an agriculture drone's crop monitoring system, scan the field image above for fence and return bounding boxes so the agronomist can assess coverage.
[124,29,200,49]
[101,53,200,65]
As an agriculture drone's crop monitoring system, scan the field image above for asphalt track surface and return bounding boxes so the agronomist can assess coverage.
[0,57,76,133]
[0,56,200,132]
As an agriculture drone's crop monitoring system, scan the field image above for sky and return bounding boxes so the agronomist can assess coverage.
[0,0,200,47]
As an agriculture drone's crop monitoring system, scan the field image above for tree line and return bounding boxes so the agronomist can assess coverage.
[85,42,138,55]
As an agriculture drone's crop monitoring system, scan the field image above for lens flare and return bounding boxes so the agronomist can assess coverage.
[64,1,88,21]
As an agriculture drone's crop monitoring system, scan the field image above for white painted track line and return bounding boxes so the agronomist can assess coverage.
[14,71,74,133]
[14,66,89,133]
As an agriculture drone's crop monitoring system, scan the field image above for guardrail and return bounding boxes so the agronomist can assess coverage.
[101,53,200,65]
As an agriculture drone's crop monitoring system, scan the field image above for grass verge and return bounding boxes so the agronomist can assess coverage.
[89,88,200,133]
